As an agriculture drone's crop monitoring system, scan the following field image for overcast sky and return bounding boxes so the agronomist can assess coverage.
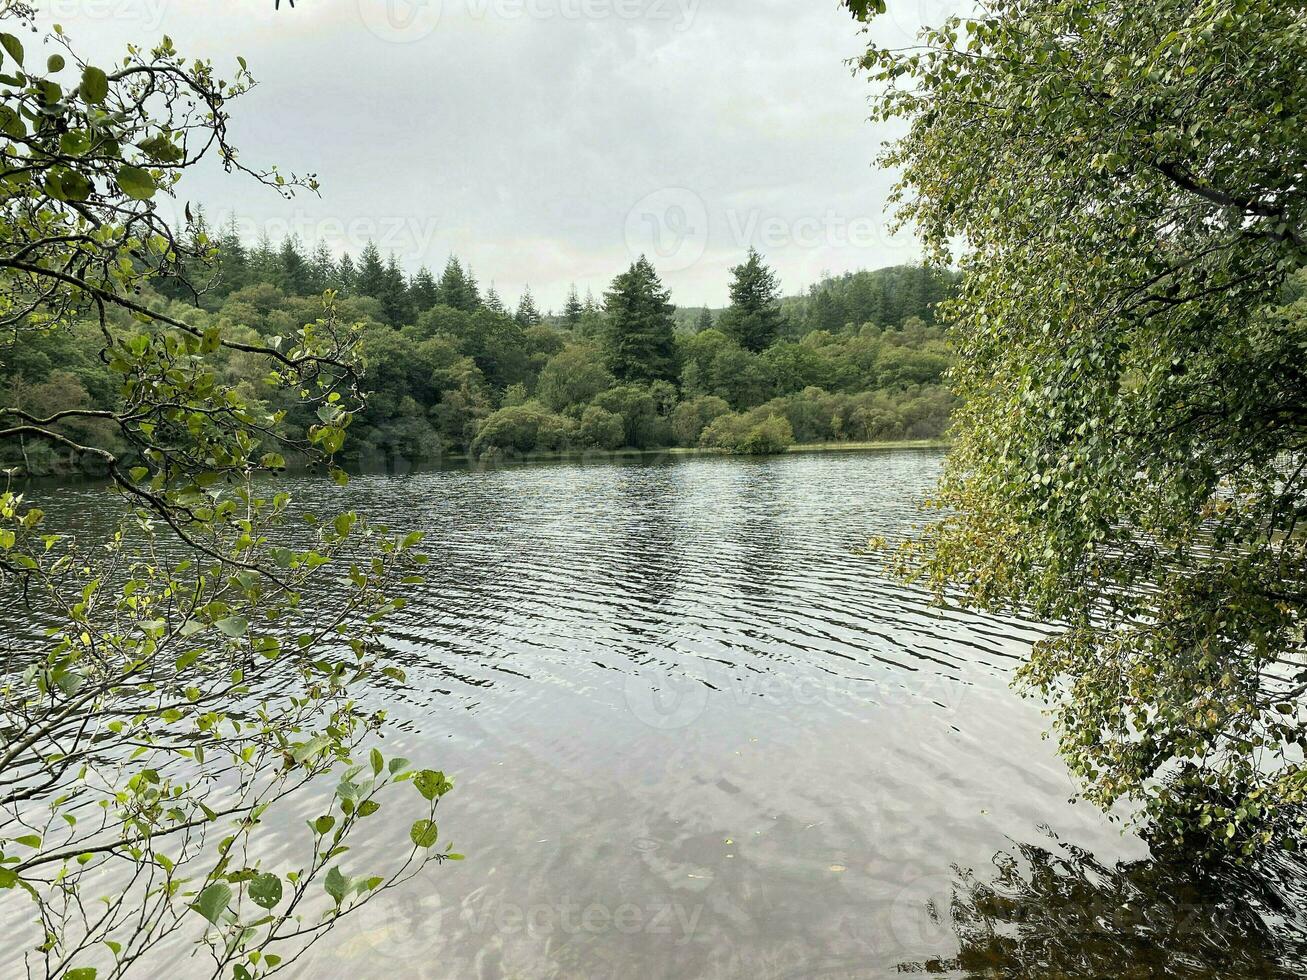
[49,0,959,309]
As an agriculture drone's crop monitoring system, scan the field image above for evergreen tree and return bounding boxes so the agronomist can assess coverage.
[515,286,541,327]
[247,232,279,286]
[381,253,412,325]
[810,288,846,332]
[483,283,507,315]
[561,285,583,328]
[214,214,248,298]
[410,266,439,312]
[603,256,678,384]
[307,240,337,294]
[462,264,482,311]
[277,235,311,295]
[437,256,479,312]
[695,307,713,332]
[718,249,784,352]
[355,241,387,299]
[336,252,357,293]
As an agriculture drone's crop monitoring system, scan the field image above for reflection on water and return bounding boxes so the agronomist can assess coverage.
[7,448,1307,978]
[909,835,1307,979]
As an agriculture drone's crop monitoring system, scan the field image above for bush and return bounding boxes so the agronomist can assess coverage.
[737,415,794,454]
[470,401,576,458]
[577,405,625,450]
[697,411,750,450]
[592,385,666,448]
[698,412,793,454]
[671,395,731,446]
[536,343,615,411]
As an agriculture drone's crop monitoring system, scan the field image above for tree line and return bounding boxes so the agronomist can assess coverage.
[3,227,958,471]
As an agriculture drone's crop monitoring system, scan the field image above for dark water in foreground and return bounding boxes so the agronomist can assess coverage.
[9,448,1307,977]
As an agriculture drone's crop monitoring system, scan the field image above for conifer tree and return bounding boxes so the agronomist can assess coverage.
[381,252,412,325]
[483,283,507,315]
[355,241,387,299]
[718,248,784,351]
[515,286,541,326]
[437,256,479,312]
[603,256,678,384]
[307,240,337,294]
[336,252,357,292]
[410,266,439,312]
[248,232,280,285]
[277,234,311,295]
[214,214,248,297]
[562,285,583,328]
[695,307,713,332]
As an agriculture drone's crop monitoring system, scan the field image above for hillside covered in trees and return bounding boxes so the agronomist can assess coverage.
[2,223,958,473]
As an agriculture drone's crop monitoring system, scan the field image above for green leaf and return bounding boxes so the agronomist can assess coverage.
[214,616,248,638]
[47,54,65,73]
[65,970,96,980]
[370,747,384,775]
[313,814,335,835]
[12,834,41,849]
[191,881,231,924]
[409,819,439,849]
[1,32,24,66]
[79,65,108,103]
[413,769,452,801]
[248,872,282,909]
[116,165,156,200]
[323,866,349,905]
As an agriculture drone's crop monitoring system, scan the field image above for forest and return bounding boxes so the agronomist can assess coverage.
[0,224,958,473]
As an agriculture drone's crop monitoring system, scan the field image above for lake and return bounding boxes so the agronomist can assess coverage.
[7,447,1307,977]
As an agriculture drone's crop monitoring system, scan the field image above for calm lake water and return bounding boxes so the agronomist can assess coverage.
[8,448,1307,977]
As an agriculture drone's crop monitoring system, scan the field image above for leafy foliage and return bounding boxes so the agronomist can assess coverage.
[0,11,455,976]
[851,0,1307,857]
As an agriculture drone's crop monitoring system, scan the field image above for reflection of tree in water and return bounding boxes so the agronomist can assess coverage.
[900,837,1307,978]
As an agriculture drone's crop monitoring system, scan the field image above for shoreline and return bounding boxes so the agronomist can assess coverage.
[434,438,949,466]
[5,439,950,487]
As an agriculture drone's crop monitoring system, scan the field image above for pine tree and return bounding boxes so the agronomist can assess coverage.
[381,253,412,325]
[336,252,357,293]
[410,266,439,312]
[718,248,784,352]
[483,283,507,315]
[278,235,311,295]
[437,256,479,312]
[462,264,482,311]
[561,285,583,328]
[515,286,541,327]
[695,307,714,332]
[355,241,387,300]
[214,214,248,298]
[603,256,678,384]
[248,232,279,286]
[810,288,847,332]
[307,241,337,294]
